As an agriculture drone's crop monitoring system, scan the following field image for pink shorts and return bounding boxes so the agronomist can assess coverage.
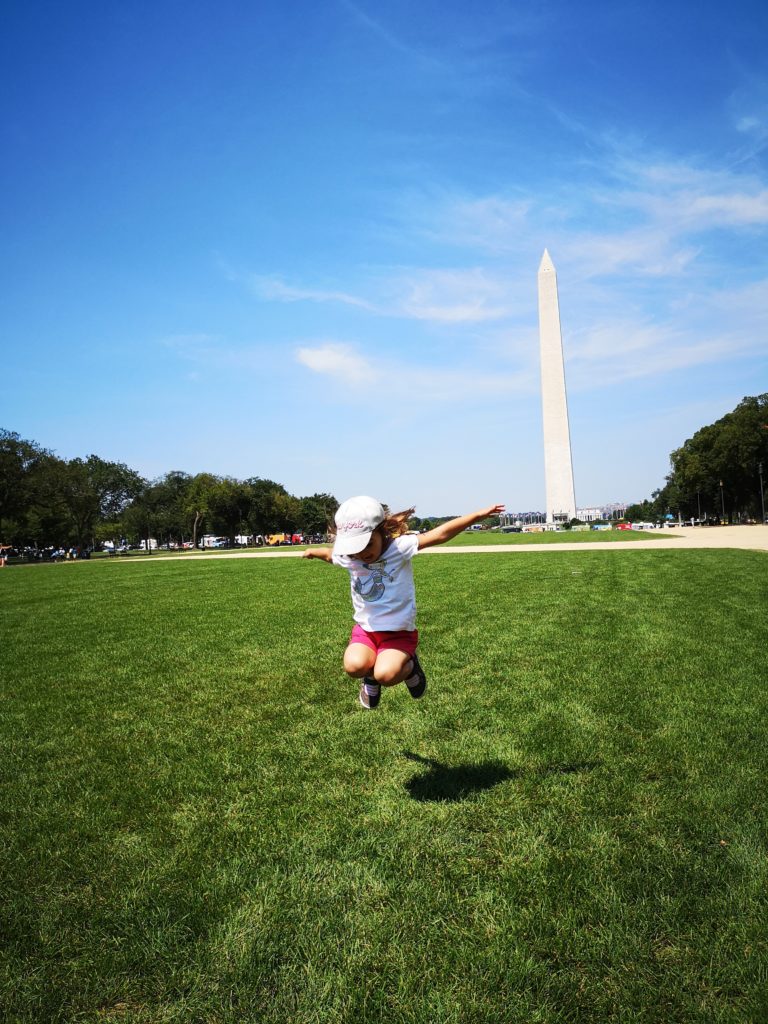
[349,624,419,657]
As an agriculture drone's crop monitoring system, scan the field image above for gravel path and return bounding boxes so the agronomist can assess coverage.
[425,525,768,555]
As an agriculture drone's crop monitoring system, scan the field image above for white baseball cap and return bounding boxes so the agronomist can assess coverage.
[333,495,385,556]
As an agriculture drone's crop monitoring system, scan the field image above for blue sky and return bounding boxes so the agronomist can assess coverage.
[2,1,767,515]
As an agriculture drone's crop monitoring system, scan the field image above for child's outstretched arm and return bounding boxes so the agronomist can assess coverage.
[302,546,333,562]
[417,504,505,550]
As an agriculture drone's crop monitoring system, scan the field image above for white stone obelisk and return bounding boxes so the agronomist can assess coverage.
[538,249,576,524]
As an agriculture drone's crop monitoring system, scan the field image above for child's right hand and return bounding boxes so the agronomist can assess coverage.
[303,547,332,562]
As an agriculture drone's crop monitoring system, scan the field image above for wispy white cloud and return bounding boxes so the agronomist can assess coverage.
[406,191,532,253]
[727,72,768,164]
[251,275,379,313]
[568,321,678,363]
[295,342,378,386]
[558,230,699,278]
[609,160,768,231]
[396,267,513,322]
[338,0,447,71]
[699,276,768,316]
[402,156,768,279]
[569,333,759,391]
[162,333,272,373]
[253,267,515,324]
[736,116,762,133]
[294,340,533,401]
[565,274,768,390]
[229,134,768,400]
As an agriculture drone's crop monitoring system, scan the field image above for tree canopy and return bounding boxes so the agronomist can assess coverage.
[5,396,765,548]
[0,429,339,548]
[625,394,768,523]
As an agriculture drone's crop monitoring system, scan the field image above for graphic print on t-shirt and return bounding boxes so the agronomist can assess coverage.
[333,534,418,632]
[353,559,394,602]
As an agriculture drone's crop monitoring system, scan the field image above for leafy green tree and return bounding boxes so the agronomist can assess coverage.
[410,516,441,532]
[125,471,194,546]
[639,395,768,523]
[625,498,660,523]
[0,430,53,544]
[183,473,220,547]
[52,455,145,547]
[708,395,768,519]
[274,492,301,533]
[244,478,290,535]
[298,493,338,536]
[208,478,251,542]
[2,428,348,549]
[30,455,74,545]
[151,470,194,543]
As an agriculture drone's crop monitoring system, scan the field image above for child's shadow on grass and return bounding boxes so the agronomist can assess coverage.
[402,751,599,803]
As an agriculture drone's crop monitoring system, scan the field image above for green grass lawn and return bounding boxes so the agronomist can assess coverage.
[1,551,766,1023]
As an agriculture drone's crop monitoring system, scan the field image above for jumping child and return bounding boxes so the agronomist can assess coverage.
[303,496,505,709]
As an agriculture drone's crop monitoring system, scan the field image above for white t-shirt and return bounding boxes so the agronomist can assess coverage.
[332,534,420,631]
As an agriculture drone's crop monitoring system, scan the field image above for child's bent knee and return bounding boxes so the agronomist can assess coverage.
[373,659,410,686]
[344,646,375,677]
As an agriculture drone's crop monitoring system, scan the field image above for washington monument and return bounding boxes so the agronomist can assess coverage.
[538,249,576,523]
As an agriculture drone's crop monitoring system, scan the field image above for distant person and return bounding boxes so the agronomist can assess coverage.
[303,495,504,709]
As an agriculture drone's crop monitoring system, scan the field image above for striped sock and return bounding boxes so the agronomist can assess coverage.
[364,679,380,696]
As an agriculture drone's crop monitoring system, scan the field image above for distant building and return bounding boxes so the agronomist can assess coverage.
[576,507,601,522]
[500,503,627,528]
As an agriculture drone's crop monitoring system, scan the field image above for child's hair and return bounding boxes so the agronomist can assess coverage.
[327,503,416,541]
[380,506,416,539]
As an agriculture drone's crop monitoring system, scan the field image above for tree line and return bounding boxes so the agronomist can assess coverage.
[9,394,762,551]
[624,394,768,524]
[0,429,340,550]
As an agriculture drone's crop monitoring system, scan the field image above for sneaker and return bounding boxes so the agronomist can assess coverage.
[405,654,427,699]
[359,678,381,709]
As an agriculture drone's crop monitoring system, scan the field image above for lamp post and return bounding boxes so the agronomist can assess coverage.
[719,480,726,523]
[760,462,765,524]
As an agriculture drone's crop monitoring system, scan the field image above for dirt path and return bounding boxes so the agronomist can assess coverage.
[131,525,768,562]
[426,525,768,555]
